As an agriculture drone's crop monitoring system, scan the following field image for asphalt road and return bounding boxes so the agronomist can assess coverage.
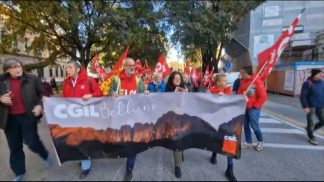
[1,112,323,181]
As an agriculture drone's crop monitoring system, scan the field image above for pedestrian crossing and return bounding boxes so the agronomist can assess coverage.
[249,112,324,150]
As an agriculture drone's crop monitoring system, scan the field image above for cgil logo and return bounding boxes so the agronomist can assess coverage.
[224,135,237,142]
[53,104,100,119]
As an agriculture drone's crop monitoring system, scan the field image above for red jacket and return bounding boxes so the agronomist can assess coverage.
[62,69,103,98]
[209,86,232,95]
[238,75,267,109]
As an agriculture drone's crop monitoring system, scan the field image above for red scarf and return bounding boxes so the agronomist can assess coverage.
[119,71,137,96]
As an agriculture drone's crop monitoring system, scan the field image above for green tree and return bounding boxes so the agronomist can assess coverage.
[0,0,167,69]
[163,0,264,73]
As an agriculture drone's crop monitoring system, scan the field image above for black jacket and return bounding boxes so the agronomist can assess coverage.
[0,73,43,129]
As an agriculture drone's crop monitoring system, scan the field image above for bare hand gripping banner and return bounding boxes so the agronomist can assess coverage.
[43,93,246,164]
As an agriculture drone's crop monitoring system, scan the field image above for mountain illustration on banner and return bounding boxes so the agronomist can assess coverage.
[48,111,244,163]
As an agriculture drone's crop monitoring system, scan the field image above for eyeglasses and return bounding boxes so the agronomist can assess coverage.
[124,64,135,67]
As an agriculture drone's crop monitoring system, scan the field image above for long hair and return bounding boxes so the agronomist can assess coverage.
[166,71,185,92]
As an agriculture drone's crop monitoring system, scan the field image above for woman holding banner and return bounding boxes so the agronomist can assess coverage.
[208,73,237,181]
[165,71,188,178]
[62,60,103,179]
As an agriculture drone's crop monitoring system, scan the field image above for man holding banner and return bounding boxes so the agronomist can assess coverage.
[109,57,146,181]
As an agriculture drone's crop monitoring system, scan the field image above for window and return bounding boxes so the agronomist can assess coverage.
[60,68,64,77]
[37,68,44,78]
[55,67,59,77]
[13,40,18,49]
[24,38,29,51]
[49,68,53,77]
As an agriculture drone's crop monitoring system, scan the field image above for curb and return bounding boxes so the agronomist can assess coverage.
[263,108,324,137]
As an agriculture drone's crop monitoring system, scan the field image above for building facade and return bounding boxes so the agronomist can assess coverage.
[0,19,68,83]
[226,1,324,71]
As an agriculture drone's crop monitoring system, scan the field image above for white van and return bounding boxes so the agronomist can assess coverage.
[225,72,240,88]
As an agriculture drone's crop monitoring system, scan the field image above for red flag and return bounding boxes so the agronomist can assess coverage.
[135,59,144,75]
[100,47,129,95]
[202,65,210,89]
[257,9,304,81]
[144,60,152,75]
[136,59,142,69]
[184,59,191,75]
[98,67,107,79]
[209,66,215,86]
[204,65,210,76]
[190,67,199,87]
[90,54,101,73]
[111,47,129,73]
[209,66,214,77]
[154,55,171,79]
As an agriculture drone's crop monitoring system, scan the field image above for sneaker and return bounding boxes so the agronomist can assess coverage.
[225,166,237,181]
[308,138,318,145]
[13,174,25,181]
[124,168,133,181]
[255,142,264,151]
[241,142,253,149]
[174,166,182,178]
[79,168,91,179]
[44,155,53,169]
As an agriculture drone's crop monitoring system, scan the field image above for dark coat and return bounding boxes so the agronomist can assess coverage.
[300,78,324,109]
[0,73,43,129]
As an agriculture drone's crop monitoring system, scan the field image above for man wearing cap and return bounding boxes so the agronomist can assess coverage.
[300,69,324,145]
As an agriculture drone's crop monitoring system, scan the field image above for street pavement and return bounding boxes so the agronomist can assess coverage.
[1,110,323,181]
[264,93,324,135]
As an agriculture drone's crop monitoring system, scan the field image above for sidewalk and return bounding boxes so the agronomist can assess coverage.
[264,92,324,136]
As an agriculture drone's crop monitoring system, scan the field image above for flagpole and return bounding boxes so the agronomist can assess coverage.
[243,60,269,95]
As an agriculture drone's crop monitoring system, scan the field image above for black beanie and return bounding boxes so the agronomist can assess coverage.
[311,69,322,78]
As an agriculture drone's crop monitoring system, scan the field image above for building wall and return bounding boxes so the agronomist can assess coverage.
[0,54,68,83]
[249,1,324,66]
[0,14,68,83]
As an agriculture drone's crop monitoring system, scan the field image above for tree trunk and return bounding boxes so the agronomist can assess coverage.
[201,50,212,74]
[201,45,217,74]
[212,42,222,73]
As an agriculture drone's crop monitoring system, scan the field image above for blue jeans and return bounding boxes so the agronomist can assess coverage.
[211,153,233,168]
[227,157,233,167]
[126,155,137,170]
[244,108,263,144]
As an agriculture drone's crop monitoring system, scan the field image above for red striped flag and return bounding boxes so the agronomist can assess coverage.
[257,9,305,81]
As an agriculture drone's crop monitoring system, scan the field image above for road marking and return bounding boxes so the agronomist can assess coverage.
[260,113,267,117]
[112,159,126,181]
[259,118,282,124]
[262,143,324,150]
[157,148,164,181]
[261,128,304,134]
[262,111,324,140]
